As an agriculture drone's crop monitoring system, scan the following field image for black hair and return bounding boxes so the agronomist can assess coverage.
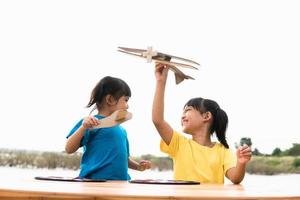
[86,76,131,112]
[184,97,229,148]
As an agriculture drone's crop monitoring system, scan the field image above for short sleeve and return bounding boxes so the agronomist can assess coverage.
[223,148,237,172]
[160,130,180,158]
[66,119,89,147]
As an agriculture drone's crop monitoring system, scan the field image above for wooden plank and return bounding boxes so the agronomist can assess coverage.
[0,178,299,200]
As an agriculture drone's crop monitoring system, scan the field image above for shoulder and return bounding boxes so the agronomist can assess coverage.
[119,126,127,135]
[214,143,234,152]
[173,130,188,142]
[214,142,225,149]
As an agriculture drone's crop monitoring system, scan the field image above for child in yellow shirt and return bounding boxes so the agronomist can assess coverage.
[152,63,252,184]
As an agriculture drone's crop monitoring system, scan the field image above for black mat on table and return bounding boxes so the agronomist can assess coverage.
[129,179,200,185]
[34,176,106,182]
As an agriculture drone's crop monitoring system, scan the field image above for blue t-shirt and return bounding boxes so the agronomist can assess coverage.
[66,115,130,180]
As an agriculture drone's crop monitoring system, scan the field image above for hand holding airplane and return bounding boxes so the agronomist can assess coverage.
[118,46,200,84]
[93,110,132,129]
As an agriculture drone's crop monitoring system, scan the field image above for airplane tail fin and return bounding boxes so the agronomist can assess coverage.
[170,66,194,84]
[174,73,194,84]
[175,74,184,84]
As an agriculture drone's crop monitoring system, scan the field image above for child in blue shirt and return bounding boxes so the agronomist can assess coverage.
[65,76,151,180]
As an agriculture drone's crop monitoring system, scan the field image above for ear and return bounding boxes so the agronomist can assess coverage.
[203,111,212,122]
[105,95,117,106]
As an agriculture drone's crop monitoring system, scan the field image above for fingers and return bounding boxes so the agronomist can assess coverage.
[240,151,252,156]
[155,62,169,71]
[240,145,251,154]
[155,62,166,68]
[155,62,169,82]
[139,160,151,171]
[82,116,100,129]
[237,145,252,163]
[239,144,251,152]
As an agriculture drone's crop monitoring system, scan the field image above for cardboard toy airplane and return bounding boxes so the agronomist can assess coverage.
[118,46,200,84]
[93,109,132,129]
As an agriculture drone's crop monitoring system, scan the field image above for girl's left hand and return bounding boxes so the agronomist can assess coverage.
[138,160,151,171]
[236,145,252,164]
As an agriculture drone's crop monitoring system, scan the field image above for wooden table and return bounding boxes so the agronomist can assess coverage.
[0,177,299,200]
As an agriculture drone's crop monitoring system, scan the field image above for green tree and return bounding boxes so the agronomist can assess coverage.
[272,147,282,156]
[287,143,300,156]
[292,158,300,168]
[252,148,262,156]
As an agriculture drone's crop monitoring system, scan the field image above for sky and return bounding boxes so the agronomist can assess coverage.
[0,0,299,156]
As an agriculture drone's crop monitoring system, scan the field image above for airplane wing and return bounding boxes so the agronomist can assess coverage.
[118,47,200,66]
[152,59,199,70]
[118,47,146,53]
[156,52,200,66]
[118,49,144,58]
[118,46,199,84]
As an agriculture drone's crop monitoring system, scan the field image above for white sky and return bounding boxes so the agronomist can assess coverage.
[0,0,299,156]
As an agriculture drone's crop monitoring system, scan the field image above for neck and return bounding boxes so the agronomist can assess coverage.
[97,109,113,117]
[191,125,213,147]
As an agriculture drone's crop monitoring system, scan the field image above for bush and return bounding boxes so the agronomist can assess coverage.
[292,158,300,168]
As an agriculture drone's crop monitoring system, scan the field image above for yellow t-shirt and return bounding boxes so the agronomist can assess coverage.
[160,130,236,184]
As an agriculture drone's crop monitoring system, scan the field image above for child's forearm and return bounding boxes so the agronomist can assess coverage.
[65,126,86,154]
[152,81,166,125]
[128,158,140,171]
[152,80,173,145]
[226,163,246,184]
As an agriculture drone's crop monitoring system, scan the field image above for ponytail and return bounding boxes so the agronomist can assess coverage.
[86,81,105,111]
[213,108,229,148]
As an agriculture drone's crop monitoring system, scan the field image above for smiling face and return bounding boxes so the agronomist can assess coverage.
[181,106,207,134]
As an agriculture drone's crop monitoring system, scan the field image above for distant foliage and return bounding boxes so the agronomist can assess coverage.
[252,148,263,156]
[236,139,300,157]
[286,143,300,156]
[273,143,300,156]
[246,156,300,175]
[0,149,81,169]
[292,158,300,168]
[0,149,172,171]
[272,147,282,156]
[133,154,173,171]
[1,148,300,175]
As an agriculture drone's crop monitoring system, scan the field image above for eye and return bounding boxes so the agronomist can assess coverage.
[183,107,191,114]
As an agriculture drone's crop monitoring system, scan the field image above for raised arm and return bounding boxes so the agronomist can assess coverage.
[65,116,99,153]
[152,63,173,145]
